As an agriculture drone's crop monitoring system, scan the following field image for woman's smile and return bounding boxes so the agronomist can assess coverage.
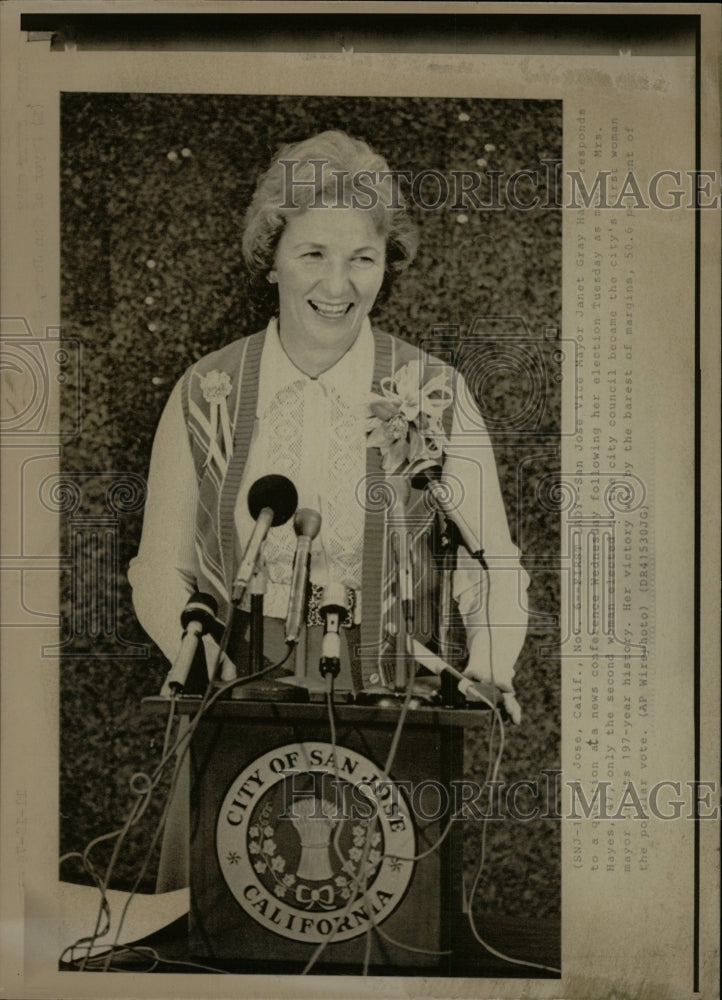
[308,299,353,318]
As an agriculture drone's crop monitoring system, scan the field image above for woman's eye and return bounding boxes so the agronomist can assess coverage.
[354,255,375,265]
[302,251,323,259]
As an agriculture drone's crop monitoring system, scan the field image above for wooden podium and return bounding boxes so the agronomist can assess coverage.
[155,697,490,976]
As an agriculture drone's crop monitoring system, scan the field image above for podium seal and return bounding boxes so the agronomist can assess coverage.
[216,741,417,943]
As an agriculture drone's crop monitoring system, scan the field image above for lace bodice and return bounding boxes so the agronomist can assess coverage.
[234,369,368,619]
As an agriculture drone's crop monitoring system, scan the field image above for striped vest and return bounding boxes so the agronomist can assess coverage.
[181,327,455,685]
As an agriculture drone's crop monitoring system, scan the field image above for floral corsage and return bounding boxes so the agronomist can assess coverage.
[365,361,453,473]
[199,369,233,469]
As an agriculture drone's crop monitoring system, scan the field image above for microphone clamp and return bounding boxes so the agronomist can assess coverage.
[319,583,348,679]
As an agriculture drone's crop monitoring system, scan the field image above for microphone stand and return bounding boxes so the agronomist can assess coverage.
[393,527,412,692]
[398,527,439,706]
[357,475,438,708]
[215,546,269,688]
[423,486,496,710]
[248,563,266,676]
[435,512,465,708]
[230,556,309,703]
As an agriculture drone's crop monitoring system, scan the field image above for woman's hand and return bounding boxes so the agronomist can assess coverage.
[461,632,522,724]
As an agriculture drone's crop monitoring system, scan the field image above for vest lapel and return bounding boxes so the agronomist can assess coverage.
[218,330,265,606]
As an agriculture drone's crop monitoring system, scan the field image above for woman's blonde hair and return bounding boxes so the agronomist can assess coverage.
[242,130,418,297]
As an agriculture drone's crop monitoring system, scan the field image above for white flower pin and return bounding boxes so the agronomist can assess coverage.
[200,369,232,404]
[365,361,453,474]
[199,369,233,469]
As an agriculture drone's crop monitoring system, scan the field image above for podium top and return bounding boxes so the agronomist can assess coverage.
[141,696,493,729]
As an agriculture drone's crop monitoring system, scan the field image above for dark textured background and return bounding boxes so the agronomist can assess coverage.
[59,93,561,931]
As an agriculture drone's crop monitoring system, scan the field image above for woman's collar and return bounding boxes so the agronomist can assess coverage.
[262,316,374,395]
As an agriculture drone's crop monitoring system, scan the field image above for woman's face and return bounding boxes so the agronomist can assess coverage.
[273,206,386,363]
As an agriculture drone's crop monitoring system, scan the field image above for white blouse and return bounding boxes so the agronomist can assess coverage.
[235,317,372,617]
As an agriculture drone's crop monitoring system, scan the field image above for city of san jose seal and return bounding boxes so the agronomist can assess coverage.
[216,741,416,944]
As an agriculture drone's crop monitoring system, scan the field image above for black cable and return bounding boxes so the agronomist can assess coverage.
[463,567,561,975]
[302,660,424,975]
[62,648,294,971]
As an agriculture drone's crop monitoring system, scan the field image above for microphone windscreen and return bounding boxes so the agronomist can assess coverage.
[247,474,298,526]
[180,592,218,633]
[294,508,322,539]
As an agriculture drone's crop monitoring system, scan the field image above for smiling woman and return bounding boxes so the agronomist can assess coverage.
[127,130,530,888]
[129,129,528,705]
[59,92,562,934]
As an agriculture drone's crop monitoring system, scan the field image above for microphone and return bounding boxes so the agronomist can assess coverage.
[319,582,348,678]
[284,508,322,645]
[411,463,488,570]
[161,592,218,696]
[232,475,298,603]
[408,637,499,708]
